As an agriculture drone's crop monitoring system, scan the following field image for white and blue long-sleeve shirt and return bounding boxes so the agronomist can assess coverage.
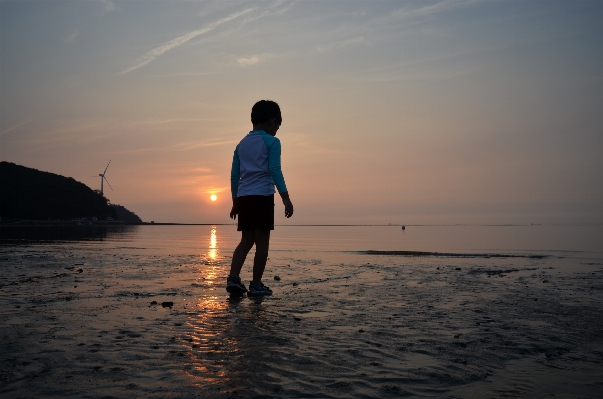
[231,129,288,198]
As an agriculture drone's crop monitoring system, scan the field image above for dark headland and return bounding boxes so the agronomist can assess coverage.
[0,161,142,224]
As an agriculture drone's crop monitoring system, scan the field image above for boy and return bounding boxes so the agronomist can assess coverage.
[227,100,294,296]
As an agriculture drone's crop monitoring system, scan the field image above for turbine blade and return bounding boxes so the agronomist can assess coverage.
[103,160,111,175]
[104,177,114,191]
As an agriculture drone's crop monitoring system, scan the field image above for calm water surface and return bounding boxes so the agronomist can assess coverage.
[4,224,600,255]
[1,224,602,398]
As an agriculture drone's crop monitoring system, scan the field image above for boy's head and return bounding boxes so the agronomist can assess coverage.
[251,100,282,126]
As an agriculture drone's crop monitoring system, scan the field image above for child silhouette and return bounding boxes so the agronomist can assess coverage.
[227,100,293,296]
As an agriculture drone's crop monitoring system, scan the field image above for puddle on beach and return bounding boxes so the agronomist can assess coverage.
[1,226,603,398]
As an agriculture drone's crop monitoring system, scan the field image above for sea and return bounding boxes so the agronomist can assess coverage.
[3,223,601,256]
[1,224,602,398]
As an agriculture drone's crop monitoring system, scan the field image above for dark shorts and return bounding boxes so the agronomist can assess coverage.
[237,194,274,231]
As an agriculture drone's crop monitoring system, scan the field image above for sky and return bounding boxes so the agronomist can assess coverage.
[1,0,602,225]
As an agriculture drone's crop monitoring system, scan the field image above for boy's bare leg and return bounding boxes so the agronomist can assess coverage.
[252,229,270,284]
[229,231,255,278]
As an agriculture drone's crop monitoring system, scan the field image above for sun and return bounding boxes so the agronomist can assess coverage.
[210,194,217,201]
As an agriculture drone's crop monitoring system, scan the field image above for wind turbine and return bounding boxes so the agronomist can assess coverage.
[98,160,113,195]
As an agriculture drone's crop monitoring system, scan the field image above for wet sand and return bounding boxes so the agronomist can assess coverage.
[1,239,603,398]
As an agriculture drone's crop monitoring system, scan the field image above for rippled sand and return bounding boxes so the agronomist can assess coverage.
[1,241,602,398]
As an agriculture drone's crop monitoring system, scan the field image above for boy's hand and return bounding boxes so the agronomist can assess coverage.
[230,199,239,220]
[283,200,293,218]
[280,192,293,218]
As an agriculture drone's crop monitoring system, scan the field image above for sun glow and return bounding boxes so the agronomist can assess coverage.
[210,194,217,201]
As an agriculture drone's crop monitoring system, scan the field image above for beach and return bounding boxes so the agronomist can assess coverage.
[1,225,602,398]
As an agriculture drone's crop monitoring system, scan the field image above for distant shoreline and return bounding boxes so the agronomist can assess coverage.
[0,221,226,226]
[1,221,601,227]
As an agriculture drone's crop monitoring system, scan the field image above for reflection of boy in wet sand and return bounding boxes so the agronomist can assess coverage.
[227,100,294,296]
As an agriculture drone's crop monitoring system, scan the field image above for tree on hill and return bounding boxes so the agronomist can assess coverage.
[93,189,110,205]
[0,161,118,221]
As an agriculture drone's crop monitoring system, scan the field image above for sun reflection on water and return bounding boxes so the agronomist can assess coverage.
[185,297,232,384]
[182,225,233,388]
[182,226,276,392]
[208,226,218,260]
[203,226,221,285]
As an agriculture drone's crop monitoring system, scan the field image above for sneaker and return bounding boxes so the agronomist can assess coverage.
[226,276,247,294]
[248,282,272,296]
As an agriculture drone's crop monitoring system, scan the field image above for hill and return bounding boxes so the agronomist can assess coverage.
[0,162,139,222]
[110,204,142,224]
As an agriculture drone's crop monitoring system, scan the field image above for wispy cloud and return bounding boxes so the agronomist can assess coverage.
[100,0,116,13]
[127,118,221,126]
[202,186,229,194]
[150,70,227,78]
[233,1,294,27]
[317,36,369,52]
[16,122,110,146]
[237,55,259,66]
[390,0,480,20]
[169,139,238,152]
[114,139,238,155]
[120,8,254,74]
[235,52,279,67]
[0,118,35,137]
[63,30,78,43]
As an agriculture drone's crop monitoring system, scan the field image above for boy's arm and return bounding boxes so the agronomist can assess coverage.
[266,138,293,218]
[230,148,241,220]
[266,138,288,194]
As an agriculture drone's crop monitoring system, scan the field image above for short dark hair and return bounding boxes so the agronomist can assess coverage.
[251,100,282,125]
